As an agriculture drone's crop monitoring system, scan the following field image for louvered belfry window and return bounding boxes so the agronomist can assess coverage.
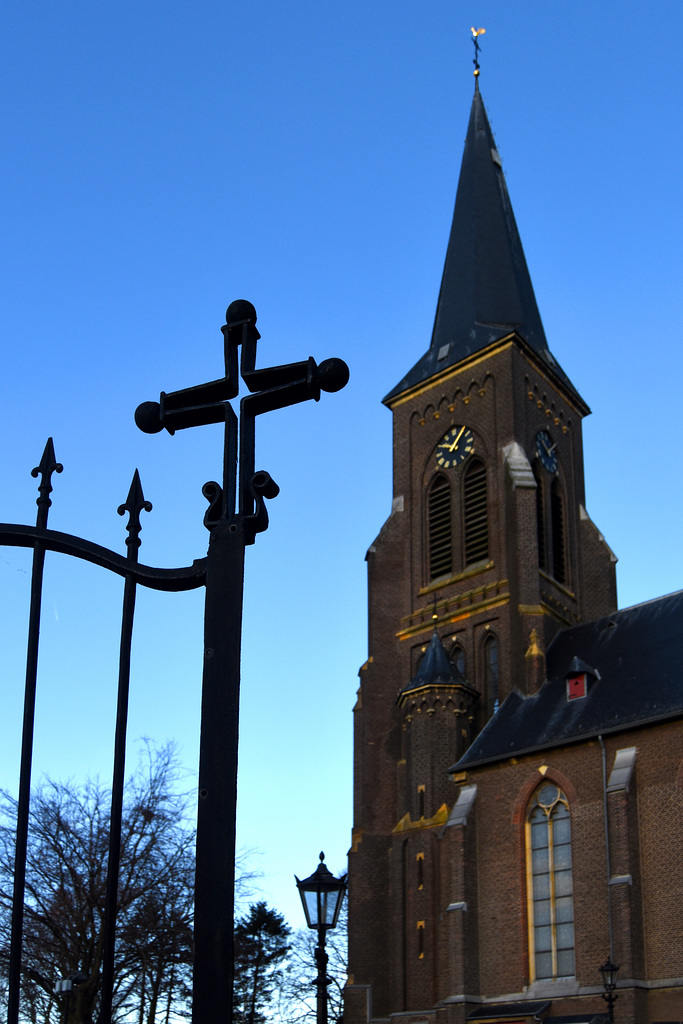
[463,459,488,565]
[550,479,566,584]
[428,474,452,579]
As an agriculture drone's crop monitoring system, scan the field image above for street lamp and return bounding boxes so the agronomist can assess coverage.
[53,972,87,1024]
[598,957,619,1022]
[295,853,347,1024]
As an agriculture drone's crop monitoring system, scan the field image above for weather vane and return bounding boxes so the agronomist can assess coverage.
[471,26,486,78]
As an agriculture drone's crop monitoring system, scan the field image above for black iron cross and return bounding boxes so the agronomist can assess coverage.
[136,299,348,540]
[135,300,348,1024]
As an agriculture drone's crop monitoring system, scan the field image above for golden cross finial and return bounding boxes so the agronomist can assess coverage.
[471,26,486,78]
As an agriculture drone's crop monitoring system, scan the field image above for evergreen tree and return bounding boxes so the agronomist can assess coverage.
[233,902,291,1024]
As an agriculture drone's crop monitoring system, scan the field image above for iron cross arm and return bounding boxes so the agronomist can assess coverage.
[135,300,348,437]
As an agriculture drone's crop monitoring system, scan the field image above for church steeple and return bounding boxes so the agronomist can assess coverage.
[347,70,619,1024]
[385,86,584,410]
[347,73,619,1024]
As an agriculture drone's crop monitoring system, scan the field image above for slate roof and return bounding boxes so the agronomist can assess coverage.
[384,85,585,411]
[453,589,683,770]
[398,629,468,699]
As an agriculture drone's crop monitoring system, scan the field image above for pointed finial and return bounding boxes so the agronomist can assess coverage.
[432,593,438,621]
[525,628,543,658]
[31,438,63,529]
[117,469,152,562]
[471,27,486,79]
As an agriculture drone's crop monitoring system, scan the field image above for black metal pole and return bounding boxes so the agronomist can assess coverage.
[8,440,62,1024]
[8,537,46,1024]
[99,472,150,1024]
[315,927,329,1024]
[604,990,617,1023]
[192,517,245,1023]
[99,572,137,1023]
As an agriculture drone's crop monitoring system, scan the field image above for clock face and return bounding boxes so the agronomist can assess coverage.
[536,429,558,473]
[435,425,475,469]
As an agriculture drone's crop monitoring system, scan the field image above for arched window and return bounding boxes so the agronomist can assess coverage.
[550,480,566,584]
[534,467,546,572]
[428,474,452,580]
[451,643,465,680]
[463,459,488,565]
[484,634,499,717]
[526,783,575,981]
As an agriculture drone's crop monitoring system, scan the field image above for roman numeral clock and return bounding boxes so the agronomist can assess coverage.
[435,425,475,469]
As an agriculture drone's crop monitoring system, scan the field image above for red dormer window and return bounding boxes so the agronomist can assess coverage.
[567,674,587,701]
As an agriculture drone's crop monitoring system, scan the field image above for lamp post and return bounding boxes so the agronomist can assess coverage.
[295,853,347,1024]
[54,972,87,1024]
[599,957,619,1022]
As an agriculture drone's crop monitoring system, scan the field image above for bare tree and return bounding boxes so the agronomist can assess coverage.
[0,743,195,1024]
[277,901,347,1024]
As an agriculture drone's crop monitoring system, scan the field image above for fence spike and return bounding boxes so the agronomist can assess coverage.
[31,437,63,529]
[117,469,152,562]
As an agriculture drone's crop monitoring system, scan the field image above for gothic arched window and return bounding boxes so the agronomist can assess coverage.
[428,474,452,580]
[550,479,566,585]
[526,783,575,981]
[451,643,465,680]
[463,459,488,565]
[534,467,546,572]
[484,633,499,717]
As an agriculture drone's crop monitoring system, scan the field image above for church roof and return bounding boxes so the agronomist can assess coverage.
[398,628,467,699]
[453,589,683,770]
[384,85,585,410]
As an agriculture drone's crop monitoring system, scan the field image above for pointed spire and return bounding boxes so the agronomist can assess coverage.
[525,627,546,694]
[399,629,466,698]
[385,89,586,410]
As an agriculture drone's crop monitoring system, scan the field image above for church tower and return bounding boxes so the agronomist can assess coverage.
[345,80,617,1023]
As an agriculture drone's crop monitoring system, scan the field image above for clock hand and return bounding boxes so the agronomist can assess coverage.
[448,425,467,452]
[548,441,558,454]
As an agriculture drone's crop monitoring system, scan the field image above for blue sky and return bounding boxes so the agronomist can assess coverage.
[1,2,682,928]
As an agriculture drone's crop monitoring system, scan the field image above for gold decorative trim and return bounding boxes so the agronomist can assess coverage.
[540,593,576,627]
[388,338,516,408]
[350,828,364,853]
[392,803,450,833]
[418,561,494,595]
[389,335,589,416]
[518,604,544,616]
[525,628,543,658]
[539,570,576,601]
[398,588,510,639]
